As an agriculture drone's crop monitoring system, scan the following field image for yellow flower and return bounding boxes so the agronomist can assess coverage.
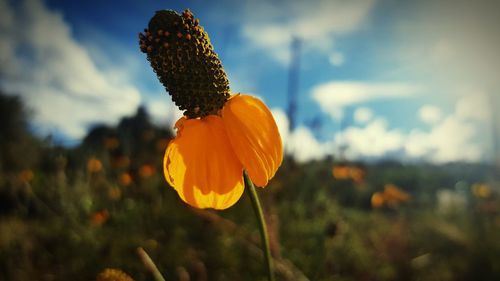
[96,268,134,281]
[472,183,492,199]
[164,94,282,209]
[140,10,283,209]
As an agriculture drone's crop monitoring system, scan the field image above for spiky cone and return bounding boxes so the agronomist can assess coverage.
[139,9,230,118]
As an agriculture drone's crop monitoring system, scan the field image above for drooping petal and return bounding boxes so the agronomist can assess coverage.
[164,116,244,209]
[222,94,283,187]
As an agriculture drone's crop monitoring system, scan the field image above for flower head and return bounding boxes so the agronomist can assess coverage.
[96,268,134,281]
[140,10,282,209]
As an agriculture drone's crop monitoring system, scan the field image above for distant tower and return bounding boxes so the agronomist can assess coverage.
[337,106,350,161]
[490,92,500,180]
[287,38,301,131]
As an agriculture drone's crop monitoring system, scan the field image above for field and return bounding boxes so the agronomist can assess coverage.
[1,93,499,281]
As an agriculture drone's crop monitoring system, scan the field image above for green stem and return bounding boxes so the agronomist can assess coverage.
[245,172,275,281]
[137,247,166,281]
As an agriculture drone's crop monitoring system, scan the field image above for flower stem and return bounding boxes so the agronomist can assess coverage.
[137,247,166,281]
[244,172,275,281]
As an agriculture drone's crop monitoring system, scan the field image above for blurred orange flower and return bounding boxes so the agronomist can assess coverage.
[96,268,134,281]
[332,164,366,184]
[332,165,350,180]
[108,187,122,200]
[90,209,110,226]
[371,184,411,209]
[87,157,103,173]
[139,164,155,178]
[383,184,411,206]
[18,169,34,182]
[119,173,133,186]
[164,95,283,209]
[371,192,385,208]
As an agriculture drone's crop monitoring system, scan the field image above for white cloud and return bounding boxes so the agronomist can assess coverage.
[336,118,405,159]
[418,105,442,124]
[0,0,142,140]
[287,127,332,163]
[405,94,489,163]
[336,101,486,163]
[241,0,375,64]
[353,107,373,124]
[146,98,183,131]
[312,81,416,119]
[272,93,488,163]
[271,108,332,163]
[271,108,289,145]
[405,115,482,163]
[242,25,291,63]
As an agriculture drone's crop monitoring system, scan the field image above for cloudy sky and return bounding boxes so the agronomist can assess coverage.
[1,0,499,163]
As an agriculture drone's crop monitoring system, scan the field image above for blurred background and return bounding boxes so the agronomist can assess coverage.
[1,0,499,280]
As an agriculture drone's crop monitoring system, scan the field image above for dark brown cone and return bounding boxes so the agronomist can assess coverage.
[139,9,230,118]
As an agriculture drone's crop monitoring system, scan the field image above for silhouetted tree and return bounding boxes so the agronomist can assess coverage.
[0,91,40,172]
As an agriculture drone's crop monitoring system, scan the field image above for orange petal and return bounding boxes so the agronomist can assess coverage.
[222,95,283,187]
[164,116,244,209]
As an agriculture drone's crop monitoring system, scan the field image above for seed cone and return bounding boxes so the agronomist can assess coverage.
[139,9,230,118]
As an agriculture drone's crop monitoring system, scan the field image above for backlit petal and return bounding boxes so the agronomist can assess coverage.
[222,95,283,187]
[164,116,244,209]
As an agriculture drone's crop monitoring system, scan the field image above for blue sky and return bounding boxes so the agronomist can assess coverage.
[1,0,499,163]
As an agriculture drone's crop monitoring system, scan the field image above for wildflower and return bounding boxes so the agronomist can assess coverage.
[96,268,134,281]
[90,209,110,226]
[87,157,103,173]
[332,164,350,180]
[119,172,133,186]
[139,164,155,178]
[371,184,411,209]
[349,166,366,184]
[18,169,34,182]
[108,187,122,200]
[140,10,282,209]
[472,183,492,199]
[383,184,410,206]
[332,164,366,184]
[371,192,384,208]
